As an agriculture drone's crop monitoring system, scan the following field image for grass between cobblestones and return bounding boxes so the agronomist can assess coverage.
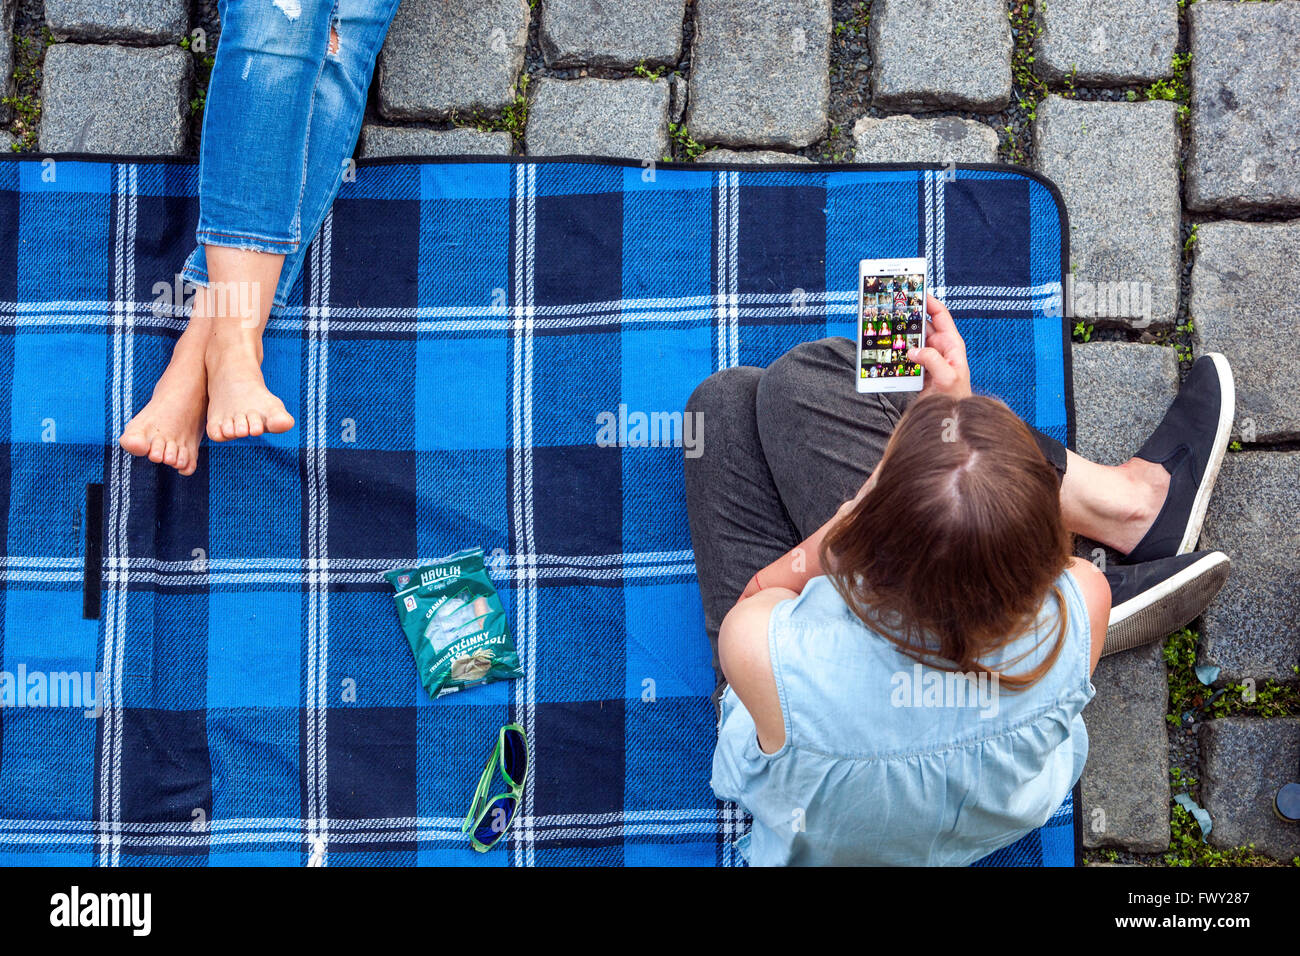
[1083,630,1300,867]
[3,24,51,151]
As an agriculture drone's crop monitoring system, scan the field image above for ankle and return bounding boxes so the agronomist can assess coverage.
[1116,458,1170,548]
[206,332,263,370]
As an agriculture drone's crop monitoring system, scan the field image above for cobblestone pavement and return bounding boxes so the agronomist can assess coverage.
[3,0,1297,865]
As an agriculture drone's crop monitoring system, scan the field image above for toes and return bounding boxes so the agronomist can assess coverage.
[175,444,189,473]
[119,429,150,456]
[207,418,226,443]
[247,412,265,438]
[220,416,238,440]
[233,414,250,439]
[163,440,179,467]
[147,436,166,463]
[179,445,198,477]
[266,408,296,433]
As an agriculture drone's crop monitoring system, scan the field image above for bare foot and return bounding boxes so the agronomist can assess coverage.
[119,335,207,477]
[204,338,295,442]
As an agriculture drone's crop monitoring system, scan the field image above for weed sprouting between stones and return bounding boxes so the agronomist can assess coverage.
[3,26,53,151]
[1164,628,1299,728]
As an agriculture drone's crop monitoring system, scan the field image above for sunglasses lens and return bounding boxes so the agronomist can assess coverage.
[502,728,527,785]
[474,795,517,846]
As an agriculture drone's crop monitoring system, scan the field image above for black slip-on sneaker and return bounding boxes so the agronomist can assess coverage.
[1102,550,1230,657]
[1127,353,1235,564]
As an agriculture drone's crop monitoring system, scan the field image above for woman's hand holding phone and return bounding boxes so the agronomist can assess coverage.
[906,295,972,399]
[739,299,969,608]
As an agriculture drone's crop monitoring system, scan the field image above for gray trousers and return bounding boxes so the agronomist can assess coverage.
[683,337,1068,683]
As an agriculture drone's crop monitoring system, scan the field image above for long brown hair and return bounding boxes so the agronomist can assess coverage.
[821,394,1071,691]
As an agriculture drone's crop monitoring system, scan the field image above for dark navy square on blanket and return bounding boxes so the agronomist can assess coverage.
[329,196,421,311]
[325,706,416,824]
[326,448,417,559]
[736,183,826,299]
[529,444,623,558]
[0,176,18,303]
[945,177,1032,290]
[125,455,210,564]
[118,708,213,829]
[134,193,202,302]
[532,699,626,822]
[534,190,623,311]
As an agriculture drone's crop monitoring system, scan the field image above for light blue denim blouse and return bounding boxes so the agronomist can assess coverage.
[711,571,1096,866]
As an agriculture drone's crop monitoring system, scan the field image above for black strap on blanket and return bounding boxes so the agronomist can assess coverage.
[82,483,103,620]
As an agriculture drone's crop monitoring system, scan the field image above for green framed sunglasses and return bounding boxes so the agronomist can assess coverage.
[462,723,528,852]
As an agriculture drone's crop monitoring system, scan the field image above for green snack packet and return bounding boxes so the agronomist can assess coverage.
[383,548,522,698]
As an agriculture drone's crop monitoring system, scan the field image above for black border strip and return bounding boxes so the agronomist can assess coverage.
[82,482,104,620]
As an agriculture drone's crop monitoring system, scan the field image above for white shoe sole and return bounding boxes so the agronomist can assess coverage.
[1104,551,1231,657]
[1175,352,1235,555]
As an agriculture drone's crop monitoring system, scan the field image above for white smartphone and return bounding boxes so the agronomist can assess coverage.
[855,257,927,393]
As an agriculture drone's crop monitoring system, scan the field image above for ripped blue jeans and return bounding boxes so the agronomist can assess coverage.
[180,0,404,311]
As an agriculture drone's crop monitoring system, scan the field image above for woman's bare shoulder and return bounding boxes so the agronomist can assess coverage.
[719,588,797,754]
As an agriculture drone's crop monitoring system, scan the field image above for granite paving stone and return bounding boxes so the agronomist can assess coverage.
[852,114,998,164]
[378,0,529,121]
[361,125,513,158]
[1191,221,1300,443]
[46,0,188,43]
[1034,96,1180,328]
[696,148,812,164]
[0,0,14,124]
[686,0,830,148]
[540,0,686,69]
[525,77,669,161]
[1071,342,1179,466]
[1036,0,1177,85]
[1187,1,1300,214]
[39,42,190,154]
[870,0,1011,112]
[1081,642,1171,853]
[1197,452,1300,685]
[1200,718,1300,861]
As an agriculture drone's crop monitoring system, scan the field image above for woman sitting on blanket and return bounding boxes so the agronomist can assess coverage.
[119,0,404,475]
[684,294,1235,866]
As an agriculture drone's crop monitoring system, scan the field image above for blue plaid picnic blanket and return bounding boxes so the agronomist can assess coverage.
[0,155,1076,866]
